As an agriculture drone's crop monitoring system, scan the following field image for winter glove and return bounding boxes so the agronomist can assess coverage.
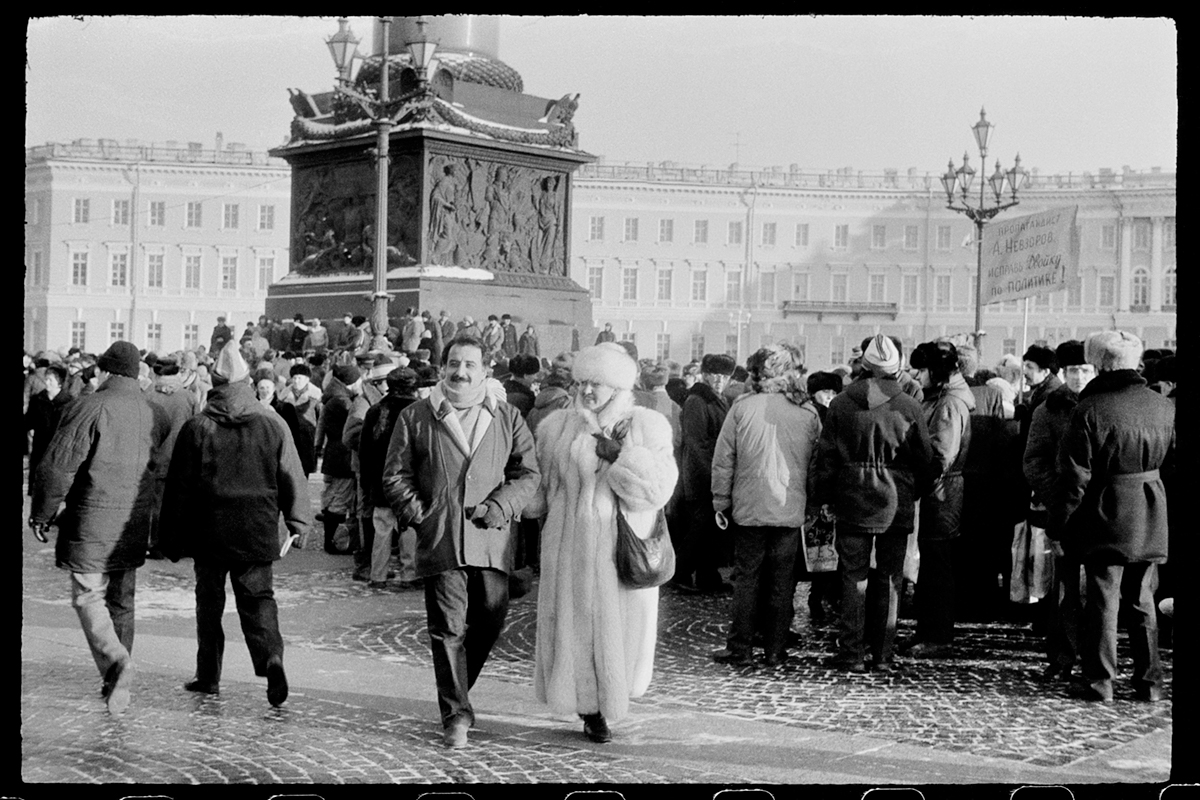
[592,432,622,464]
[29,520,49,544]
[469,501,507,530]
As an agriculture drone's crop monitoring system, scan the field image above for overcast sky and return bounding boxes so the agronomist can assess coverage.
[26,15,1177,176]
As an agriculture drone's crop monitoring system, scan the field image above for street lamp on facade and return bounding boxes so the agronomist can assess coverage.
[940,108,1026,355]
[326,16,439,350]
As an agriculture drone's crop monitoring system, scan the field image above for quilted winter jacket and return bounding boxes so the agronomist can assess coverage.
[918,372,975,540]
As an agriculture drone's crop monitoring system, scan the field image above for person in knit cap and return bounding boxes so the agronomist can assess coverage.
[28,340,172,716]
[1052,330,1174,703]
[381,334,540,749]
[815,333,934,672]
[159,340,311,709]
[524,343,678,744]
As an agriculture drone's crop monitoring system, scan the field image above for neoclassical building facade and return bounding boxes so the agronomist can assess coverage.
[24,139,291,354]
[570,163,1176,368]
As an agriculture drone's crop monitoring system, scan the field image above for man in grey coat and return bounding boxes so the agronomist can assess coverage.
[382,334,539,749]
[29,341,171,715]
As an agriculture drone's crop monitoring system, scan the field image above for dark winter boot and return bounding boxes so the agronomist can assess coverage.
[324,513,346,555]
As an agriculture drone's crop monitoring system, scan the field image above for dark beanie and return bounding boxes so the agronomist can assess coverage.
[700,353,737,376]
[509,354,541,377]
[807,371,843,395]
[97,341,142,379]
[290,363,312,378]
[385,366,419,392]
[1022,344,1058,372]
[332,364,361,385]
[1055,340,1086,369]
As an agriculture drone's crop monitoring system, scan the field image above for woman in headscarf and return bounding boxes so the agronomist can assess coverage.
[525,344,678,743]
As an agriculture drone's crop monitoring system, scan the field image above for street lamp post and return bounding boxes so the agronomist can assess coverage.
[939,108,1026,357]
[326,16,439,351]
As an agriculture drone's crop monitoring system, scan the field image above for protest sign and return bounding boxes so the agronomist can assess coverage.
[980,207,1078,305]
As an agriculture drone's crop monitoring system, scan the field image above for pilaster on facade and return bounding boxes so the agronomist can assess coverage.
[1149,216,1164,313]
[1118,217,1133,312]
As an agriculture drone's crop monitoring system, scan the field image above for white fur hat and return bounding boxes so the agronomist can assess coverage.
[572,343,637,390]
[1085,330,1143,372]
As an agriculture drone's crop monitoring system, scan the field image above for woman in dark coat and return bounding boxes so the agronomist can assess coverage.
[25,363,72,495]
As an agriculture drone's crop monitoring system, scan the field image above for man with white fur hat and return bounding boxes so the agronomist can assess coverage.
[1054,330,1174,703]
[525,343,678,743]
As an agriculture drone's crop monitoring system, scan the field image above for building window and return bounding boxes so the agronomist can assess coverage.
[937,225,952,251]
[73,198,90,224]
[1101,224,1116,250]
[728,221,743,245]
[903,274,919,307]
[1066,277,1082,309]
[831,274,847,303]
[725,334,738,358]
[792,273,809,301]
[691,270,707,302]
[657,269,672,302]
[658,219,674,243]
[759,272,775,304]
[30,250,44,287]
[761,222,777,246]
[904,226,919,250]
[257,256,276,290]
[871,225,886,250]
[146,323,162,353]
[1163,267,1176,310]
[869,274,885,303]
[795,223,809,247]
[623,217,639,242]
[258,204,275,231]
[935,274,951,308]
[223,203,240,230]
[1163,218,1175,249]
[793,336,807,364]
[621,267,638,301]
[149,201,166,227]
[1098,275,1115,308]
[655,333,671,361]
[183,324,200,350]
[109,322,125,344]
[1004,299,1019,312]
[1002,338,1018,356]
[1133,221,1151,251]
[586,265,603,299]
[620,331,637,346]
[690,333,705,362]
[830,335,846,366]
[146,253,164,288]
[70,321,87,351]
[694,219,709,244]
[1035,289,1050,310]
[1131,268,1150,308]
[71,252,88,286]
[221,255,238,290]
[184,254,202,290]
[29,197,42,225]
[589,216,605,241]
[834,224,849,250]
[726,271,742,303]
[110,252,128,287]
[186,202,203,228]
[113,199,130,226]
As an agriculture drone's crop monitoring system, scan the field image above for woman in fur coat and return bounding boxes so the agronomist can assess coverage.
[525,343,678,743]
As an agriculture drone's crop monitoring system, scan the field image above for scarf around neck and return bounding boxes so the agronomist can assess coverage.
[439,377,487,409]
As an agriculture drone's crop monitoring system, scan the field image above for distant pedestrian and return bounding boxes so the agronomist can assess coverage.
[595,322,616,345]
[518,324,540,358]
[160,341,311,708]
[500,314,519,359]
[28,341,172,715]
[24,362,71,495]
[210,316,233,354]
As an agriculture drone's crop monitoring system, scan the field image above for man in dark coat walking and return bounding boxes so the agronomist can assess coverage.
[160,342,312,707]
[210,315,234,354]
[28,341,171,715]
[1053,331,1174,703]
[25,362,72,495]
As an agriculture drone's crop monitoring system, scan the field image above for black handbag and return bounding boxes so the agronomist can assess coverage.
[614,498,676,589]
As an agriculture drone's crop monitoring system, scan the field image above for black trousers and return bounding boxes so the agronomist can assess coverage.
[193,560,283,683]
[915,537,956,645]
[1082,561,1161,697]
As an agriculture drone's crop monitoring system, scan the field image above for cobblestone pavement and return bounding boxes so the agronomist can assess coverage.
[19,473,1175,788]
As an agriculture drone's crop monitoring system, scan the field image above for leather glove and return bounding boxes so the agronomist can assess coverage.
[29,521,49,544]
[469,501,507,529]
[593,432,622,464]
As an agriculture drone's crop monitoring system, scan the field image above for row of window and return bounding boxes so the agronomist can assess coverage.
[586,216,1177,251]
[38,197,277,231]
[65,321,207,353]
[585,265,1177,310]
[28,250,277,292]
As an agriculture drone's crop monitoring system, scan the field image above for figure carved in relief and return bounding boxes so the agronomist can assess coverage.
[428,163,460,265]
[532,175,561,274]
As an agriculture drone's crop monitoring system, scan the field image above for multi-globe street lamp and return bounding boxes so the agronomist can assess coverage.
[326,16,439,350]
[939,108,1027,354]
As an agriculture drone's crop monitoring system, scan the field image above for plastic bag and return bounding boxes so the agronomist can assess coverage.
[802,507,839,573]
[1010,520,1053,603]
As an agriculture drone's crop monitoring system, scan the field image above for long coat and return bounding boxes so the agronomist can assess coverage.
[679,382,730,501]
[159,381,311,563]
[919,372,975,540]
[525,392,678,721]
[319,379,356,478]
[381,386,539,579]
[31,375,171,572]
[1053,370,1174,563]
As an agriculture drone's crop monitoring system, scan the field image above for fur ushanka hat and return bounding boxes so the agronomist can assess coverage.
[1085,330,1143,372]
[572,343,637,391]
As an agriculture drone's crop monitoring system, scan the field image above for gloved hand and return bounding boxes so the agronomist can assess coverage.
[593,432,622,464]
[29,520,49,544]
[469,501,507,530]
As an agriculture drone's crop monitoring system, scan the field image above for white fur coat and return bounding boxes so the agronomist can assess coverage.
[527,390,679,721]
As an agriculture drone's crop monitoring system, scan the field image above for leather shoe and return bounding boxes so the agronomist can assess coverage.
[266,657,288,707]
[905,642,954,659]
[106,658,134,716]
[830,654,868,673]
[711,648,754,667]
[184,678,220,695]
[1133,686,1163,702]
[443,716,470,749]
[1066,682,1113,703]
[582,713,612,743]
[367,580,389,589]
[1040,663,1074,682]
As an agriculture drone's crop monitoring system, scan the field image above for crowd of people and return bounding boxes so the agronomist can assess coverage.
[23,308,1177,746]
